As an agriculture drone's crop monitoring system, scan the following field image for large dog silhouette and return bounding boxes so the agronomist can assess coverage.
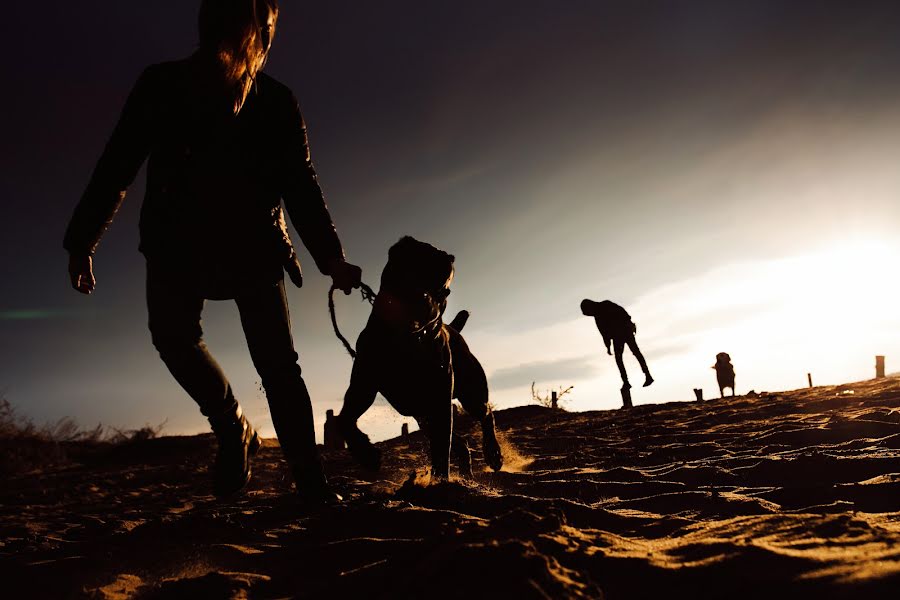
[337,236,502,480]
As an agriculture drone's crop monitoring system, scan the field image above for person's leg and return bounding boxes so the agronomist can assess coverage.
[626,336,654,387]
[146,264,258,497]
[235,279,337,504]
[147,266,233,418]
[613,339,630,388]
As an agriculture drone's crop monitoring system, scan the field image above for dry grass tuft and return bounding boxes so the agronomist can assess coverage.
[531,382,574,410]
[0,395,164,475]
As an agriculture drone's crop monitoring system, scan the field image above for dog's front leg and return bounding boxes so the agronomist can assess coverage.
[336,352,382,471]
[421,400,452,482]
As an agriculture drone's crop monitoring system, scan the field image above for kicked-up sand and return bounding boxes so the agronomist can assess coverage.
[2,377,900,598]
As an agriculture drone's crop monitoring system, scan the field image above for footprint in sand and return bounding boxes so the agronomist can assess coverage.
[167,502,193,515]
[88,573,144,600]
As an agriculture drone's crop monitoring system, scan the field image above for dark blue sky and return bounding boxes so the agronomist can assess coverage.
[3,1,900,440]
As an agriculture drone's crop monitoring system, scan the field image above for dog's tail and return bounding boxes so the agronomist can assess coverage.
[448,310,470,332]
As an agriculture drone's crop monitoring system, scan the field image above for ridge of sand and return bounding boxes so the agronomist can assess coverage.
[2,377,899,598]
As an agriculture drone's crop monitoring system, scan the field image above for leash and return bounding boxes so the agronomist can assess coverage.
[329,282,376,359]
[329,283,447,360]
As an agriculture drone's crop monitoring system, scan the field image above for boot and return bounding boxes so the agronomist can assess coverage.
[291,459,343,508]
[260,372,343,507]
[208,404,261,498]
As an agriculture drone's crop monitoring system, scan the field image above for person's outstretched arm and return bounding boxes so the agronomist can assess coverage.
[592,316,612,355]
[278,93,360,293]
[63,68,156,294]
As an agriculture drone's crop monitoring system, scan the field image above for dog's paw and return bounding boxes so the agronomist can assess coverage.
[337,416,382,471]
[354,443,382,472]
[478,412,503,472]
[345,434,381,471]
[484,442,503,472]
[482,429,503,472]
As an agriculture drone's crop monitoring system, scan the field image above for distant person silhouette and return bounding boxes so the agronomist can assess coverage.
[581,300,653,389]
[63,0,361,505]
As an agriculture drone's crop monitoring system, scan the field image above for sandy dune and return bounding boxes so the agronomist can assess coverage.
[2,377,900,598]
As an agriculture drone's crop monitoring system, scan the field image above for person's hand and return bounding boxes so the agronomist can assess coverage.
[69,254,96,295]
[328,258,362,295]
[285,252,303,288]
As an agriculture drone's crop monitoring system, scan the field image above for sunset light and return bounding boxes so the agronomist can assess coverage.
[476,237,900,417]
[5,2,900,596]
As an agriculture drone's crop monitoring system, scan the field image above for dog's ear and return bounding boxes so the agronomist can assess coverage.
[388,236,418,262]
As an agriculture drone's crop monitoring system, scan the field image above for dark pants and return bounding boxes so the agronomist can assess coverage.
[146,264,318,468]
[613,335,650,386]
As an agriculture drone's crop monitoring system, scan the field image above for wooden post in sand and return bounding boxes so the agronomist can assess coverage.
[807,373,813,388]
[693,388,703,402]
[620,385,633,409]
[551,391,558,410]
[876,356,886,379]
[323,409,345,451]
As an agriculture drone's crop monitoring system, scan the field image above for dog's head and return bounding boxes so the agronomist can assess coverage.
[715,352,732,366]
[377,236,456,330]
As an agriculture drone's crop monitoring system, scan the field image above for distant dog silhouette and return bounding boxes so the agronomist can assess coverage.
[337,236,503,481]
[713,353,736,398]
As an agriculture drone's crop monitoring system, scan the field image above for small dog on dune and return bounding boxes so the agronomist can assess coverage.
[337,236,503,481]
[713,353,736,398]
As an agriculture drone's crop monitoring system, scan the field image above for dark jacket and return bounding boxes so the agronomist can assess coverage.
[64,57,344,296]
[584,300,636,349]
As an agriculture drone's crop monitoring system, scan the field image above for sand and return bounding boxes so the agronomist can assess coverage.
[2,377,900,599]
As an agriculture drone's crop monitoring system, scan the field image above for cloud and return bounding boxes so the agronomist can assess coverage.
[642,341,693,361]
[489,355,598,391]
[0,309,74,320]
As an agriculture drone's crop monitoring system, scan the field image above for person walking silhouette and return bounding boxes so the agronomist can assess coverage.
[64,0,360,505]
[581,299,653,391]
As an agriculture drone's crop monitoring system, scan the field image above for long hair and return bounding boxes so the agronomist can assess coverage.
[198,0,279,114]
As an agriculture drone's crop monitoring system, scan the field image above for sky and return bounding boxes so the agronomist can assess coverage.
[2,1,900,442]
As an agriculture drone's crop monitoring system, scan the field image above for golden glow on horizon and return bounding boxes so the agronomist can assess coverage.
[770,239,898,340]
[473,236,900,415]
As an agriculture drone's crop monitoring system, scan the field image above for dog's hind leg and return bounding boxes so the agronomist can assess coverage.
[448,327,503,472]
[478,408,503,472]
[451,433,473,479]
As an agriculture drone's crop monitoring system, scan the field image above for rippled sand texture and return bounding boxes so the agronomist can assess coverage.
[2,377,900,598]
